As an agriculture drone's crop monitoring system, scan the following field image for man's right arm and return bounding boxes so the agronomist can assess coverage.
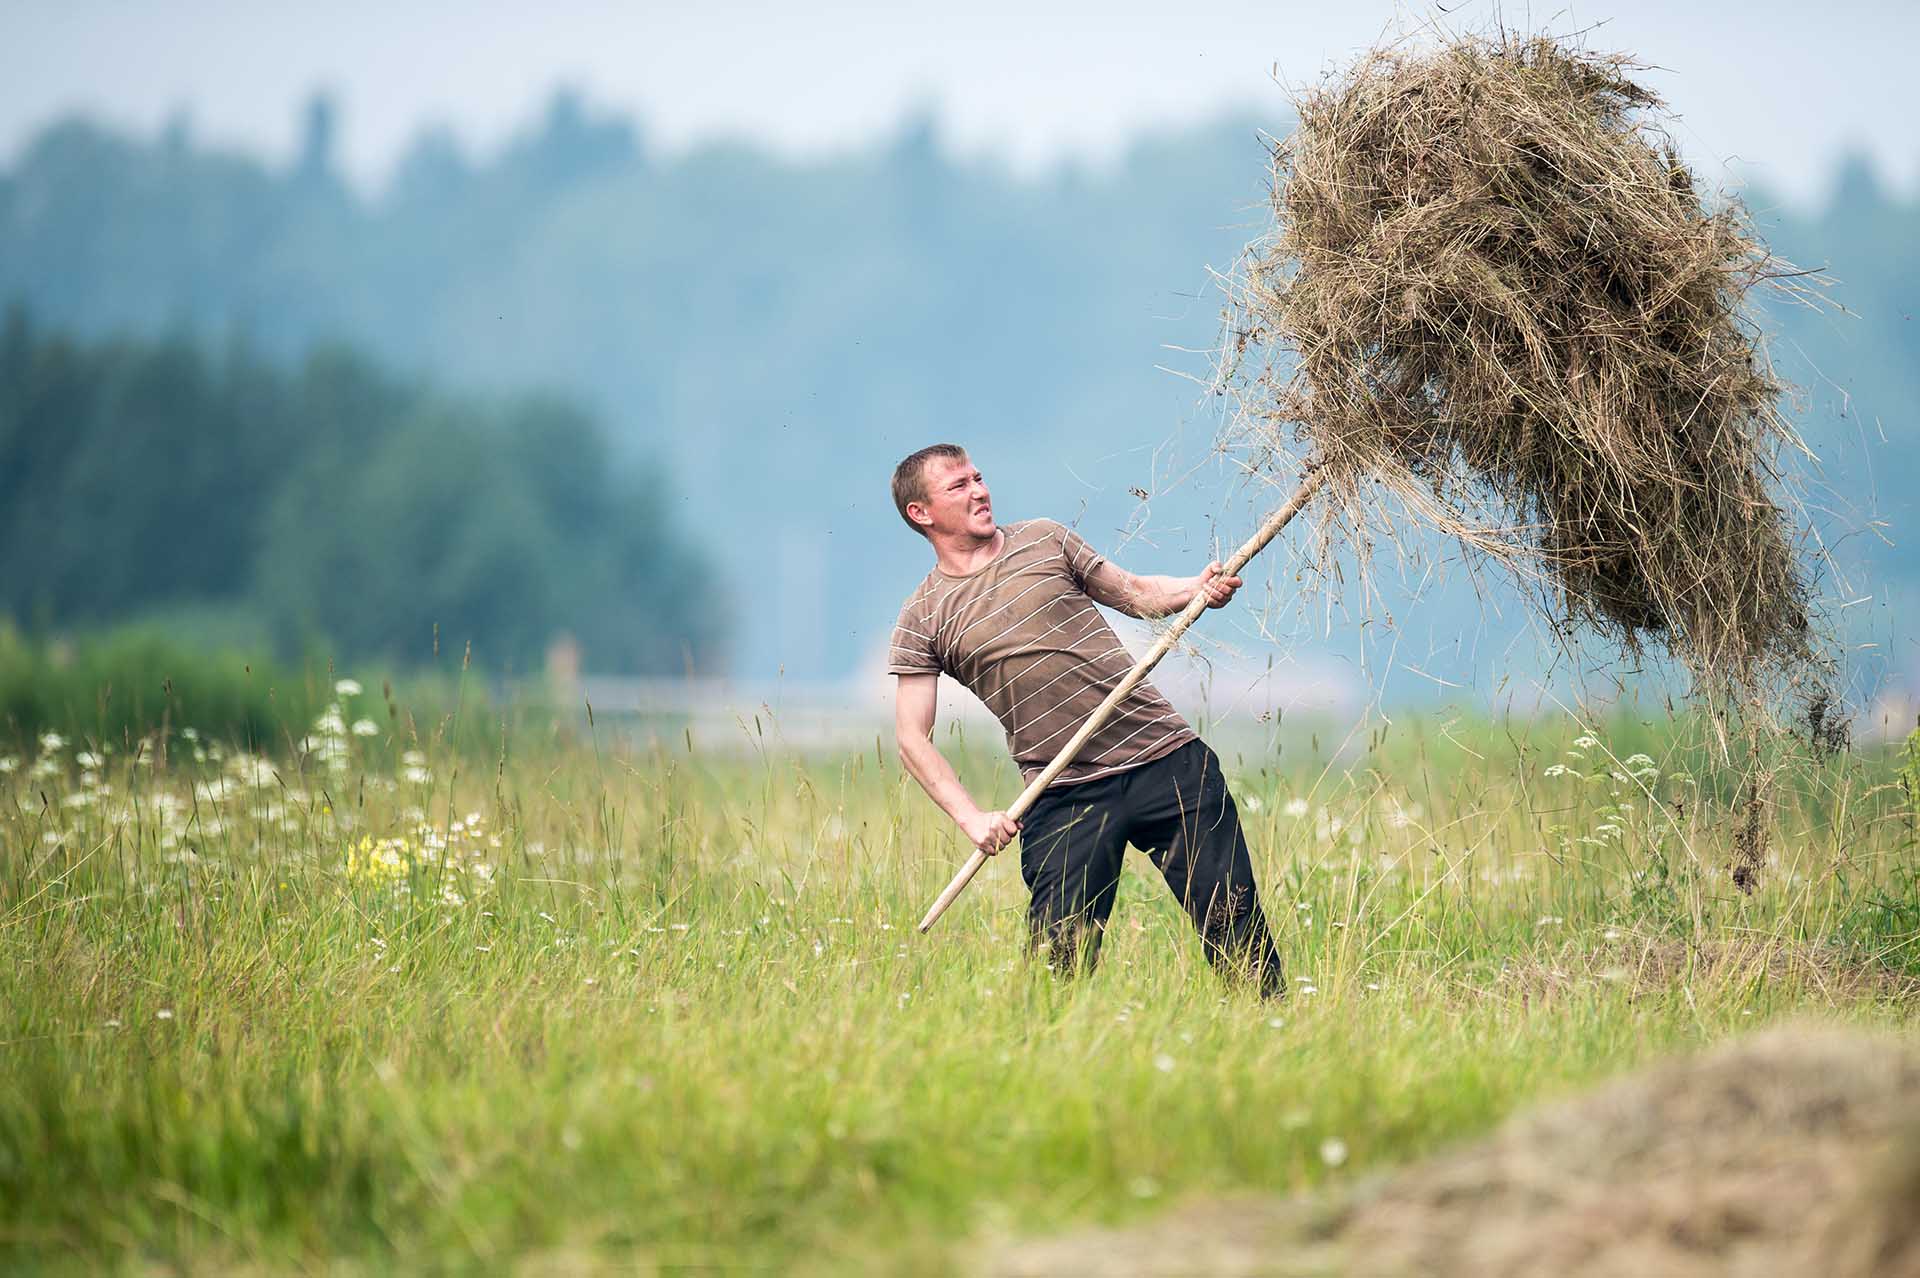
[893,672,1021,855]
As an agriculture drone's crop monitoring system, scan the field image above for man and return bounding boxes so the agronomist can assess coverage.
[889,443,1285,997]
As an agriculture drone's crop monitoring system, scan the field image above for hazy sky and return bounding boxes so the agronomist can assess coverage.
[3,0,1914,203]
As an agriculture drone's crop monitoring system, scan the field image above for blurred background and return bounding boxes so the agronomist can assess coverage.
[2,0,1915,744]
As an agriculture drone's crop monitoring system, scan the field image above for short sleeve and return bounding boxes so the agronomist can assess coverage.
[1055,522,1108,589]
[887,598,941,675]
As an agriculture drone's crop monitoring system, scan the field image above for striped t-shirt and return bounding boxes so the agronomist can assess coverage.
[888,518,1195,788]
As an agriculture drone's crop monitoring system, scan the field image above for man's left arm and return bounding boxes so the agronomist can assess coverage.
[1082,558,1242,619]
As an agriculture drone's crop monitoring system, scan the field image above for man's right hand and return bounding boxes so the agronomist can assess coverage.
[962,809,1021,855]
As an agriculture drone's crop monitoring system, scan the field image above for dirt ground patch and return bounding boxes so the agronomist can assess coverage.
[980,1026,1920,1277]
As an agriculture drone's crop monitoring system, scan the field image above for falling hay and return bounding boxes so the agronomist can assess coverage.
[1222,31,1829,705]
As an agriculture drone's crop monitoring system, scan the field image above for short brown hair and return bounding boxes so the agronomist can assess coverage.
[891,444,968,538]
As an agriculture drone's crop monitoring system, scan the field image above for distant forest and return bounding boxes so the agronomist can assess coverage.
[0,310,723,675]
[2,91,1913,682]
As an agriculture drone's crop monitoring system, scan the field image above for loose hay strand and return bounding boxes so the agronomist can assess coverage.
[1222,31,1829,709]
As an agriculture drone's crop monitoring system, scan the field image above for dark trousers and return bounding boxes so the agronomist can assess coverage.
[1017,738,1285,998]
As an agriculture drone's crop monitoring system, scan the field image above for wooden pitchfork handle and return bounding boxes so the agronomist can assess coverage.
[916,468,1324,933]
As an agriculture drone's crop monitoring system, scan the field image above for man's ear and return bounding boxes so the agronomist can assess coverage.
[906,501,934,531]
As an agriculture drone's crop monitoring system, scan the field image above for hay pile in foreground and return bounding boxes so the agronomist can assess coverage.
[984,1026,1920,1277]
[1224,33,1824,699]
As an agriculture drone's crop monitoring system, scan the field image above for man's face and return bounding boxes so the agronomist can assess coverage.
[913,454,995,540]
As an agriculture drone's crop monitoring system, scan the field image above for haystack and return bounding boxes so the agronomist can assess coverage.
[983,1026,1920,1277]
[1223,32,1826,700]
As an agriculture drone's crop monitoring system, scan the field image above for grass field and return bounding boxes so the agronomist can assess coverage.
[3,687,1917,1273]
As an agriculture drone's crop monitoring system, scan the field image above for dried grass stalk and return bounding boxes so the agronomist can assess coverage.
[1224,31,1827,700]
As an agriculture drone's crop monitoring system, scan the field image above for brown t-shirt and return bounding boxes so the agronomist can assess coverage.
[888,518,1195,787]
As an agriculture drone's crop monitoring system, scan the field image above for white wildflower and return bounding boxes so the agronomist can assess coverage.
[39,731,66,753]
[0,756,16,774]
[1153,1053,1176,1074]
[1320,1138,1349,1168]
[76,750,104,770]
[155,1008,174,1020]
[351,718,380,737]
[1572,734,1600,750]
[1543,763,1572,778]
[1283,797,1310,818]
[334,678,363,697]
[1242,794,1263,813]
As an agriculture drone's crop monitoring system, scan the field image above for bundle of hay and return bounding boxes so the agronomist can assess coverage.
[986,1026,1920,1278]
[1224,32,1826,700]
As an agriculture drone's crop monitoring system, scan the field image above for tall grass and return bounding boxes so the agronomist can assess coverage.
[0,621,567,762]
[1,702,1914,1273]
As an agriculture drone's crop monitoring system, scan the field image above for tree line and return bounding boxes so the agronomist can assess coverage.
[1,93,1914,681]
[0,308,725,675]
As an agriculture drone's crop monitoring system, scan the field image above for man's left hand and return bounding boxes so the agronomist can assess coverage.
[1196,562,1243,609]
